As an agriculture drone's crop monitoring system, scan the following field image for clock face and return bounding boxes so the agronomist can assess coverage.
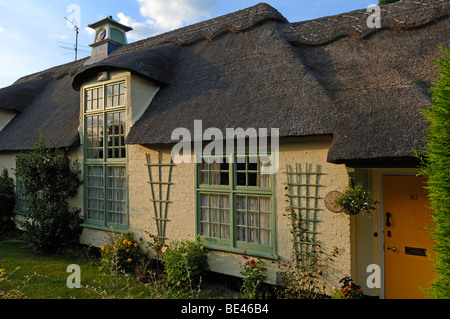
[97,29,107,42]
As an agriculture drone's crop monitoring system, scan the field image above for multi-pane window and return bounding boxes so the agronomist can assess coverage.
[15,178,29,213]
[199,193,230,239]
[197,153,274,255]
[83,81,128,229]
[199,156,230,186]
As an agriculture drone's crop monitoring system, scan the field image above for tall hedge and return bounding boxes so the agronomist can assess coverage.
[419,48,450,299]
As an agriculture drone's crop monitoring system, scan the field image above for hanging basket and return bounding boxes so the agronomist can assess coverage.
[333,185,378,216]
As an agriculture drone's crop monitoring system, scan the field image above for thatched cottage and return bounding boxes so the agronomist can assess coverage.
[0,0,448,298]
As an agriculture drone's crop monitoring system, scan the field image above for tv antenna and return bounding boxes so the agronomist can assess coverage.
[64,16,79,60]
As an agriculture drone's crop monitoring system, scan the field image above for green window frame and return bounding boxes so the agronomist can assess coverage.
[83,80,128,231]
[196,152,276,258]
[15,177,29,213]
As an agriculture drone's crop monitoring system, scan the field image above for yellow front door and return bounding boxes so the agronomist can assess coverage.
[383,175,434,299]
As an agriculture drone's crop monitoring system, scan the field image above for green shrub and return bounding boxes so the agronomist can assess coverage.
[100,230,149,275]
[0,168,15,235]
[14,133,83,254]
[331,276,364,299]
[240,251,269,299]
[162,238,209,289]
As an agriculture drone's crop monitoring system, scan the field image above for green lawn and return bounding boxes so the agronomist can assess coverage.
[0,239,240,299]
[0,239,108,299]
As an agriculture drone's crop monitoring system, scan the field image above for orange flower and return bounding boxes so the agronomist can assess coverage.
[126,249,129,253]
[101,246,105,251]
[133,243,138,248]
[127,258,132,262]
[127,241,132,246]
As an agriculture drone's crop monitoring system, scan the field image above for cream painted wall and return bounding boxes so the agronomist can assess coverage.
[0,152,16,176]
[86,136,352,293]
[0,109,16,132]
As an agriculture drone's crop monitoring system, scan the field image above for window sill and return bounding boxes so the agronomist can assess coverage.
[81,222,129,234]
[201,241,278,260]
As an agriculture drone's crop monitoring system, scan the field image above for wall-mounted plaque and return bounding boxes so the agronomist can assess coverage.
[324,191,342,213]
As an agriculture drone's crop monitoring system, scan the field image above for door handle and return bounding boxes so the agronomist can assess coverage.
[387,246,397,252]
[386,212,392,227]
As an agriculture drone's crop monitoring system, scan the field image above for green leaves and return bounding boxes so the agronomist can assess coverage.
[334,185,378,216]
[378,0,401,5]
[240,251,269,299]
[418,47,450,299]
[14,132,83,254]
[162,238,209,289]
[0,168,15,234]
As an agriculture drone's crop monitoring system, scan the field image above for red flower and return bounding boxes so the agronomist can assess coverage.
[250,260,256,265]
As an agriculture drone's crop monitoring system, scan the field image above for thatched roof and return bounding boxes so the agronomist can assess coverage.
[0,59,85,150]
[1,0,449,166]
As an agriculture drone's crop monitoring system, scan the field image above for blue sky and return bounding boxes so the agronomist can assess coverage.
[0,0,377,88]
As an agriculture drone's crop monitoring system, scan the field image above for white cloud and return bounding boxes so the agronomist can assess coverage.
[118,0,217,40]
[0,26,3,33]
[117,12,156,40]
[85,27,95,35]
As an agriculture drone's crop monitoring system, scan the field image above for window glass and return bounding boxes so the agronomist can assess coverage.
[199,193,230,240]
[199,156,229,186]
[85,115,104,159]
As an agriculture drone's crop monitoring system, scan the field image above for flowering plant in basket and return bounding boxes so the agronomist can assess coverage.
[334,185,378,216]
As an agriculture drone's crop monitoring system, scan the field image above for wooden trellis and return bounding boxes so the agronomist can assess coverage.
[284,163,324,265]
[145,152,175,243]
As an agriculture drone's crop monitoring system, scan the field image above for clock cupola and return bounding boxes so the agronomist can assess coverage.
[85,16,132,65]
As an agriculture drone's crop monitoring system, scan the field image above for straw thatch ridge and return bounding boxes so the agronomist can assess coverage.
[284,0,449,45]
[0,0,448,166]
